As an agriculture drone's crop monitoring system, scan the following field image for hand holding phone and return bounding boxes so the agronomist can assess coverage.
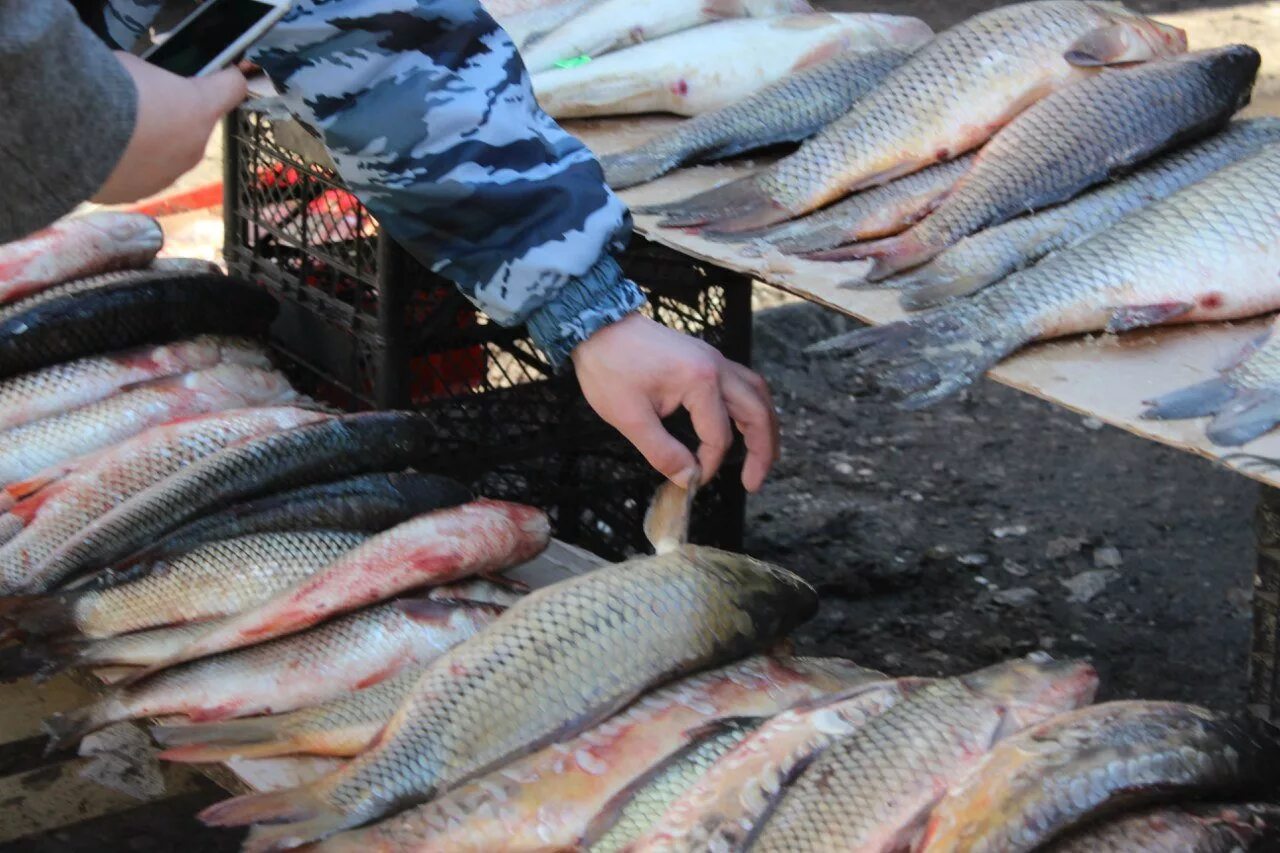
[141,0,291,77]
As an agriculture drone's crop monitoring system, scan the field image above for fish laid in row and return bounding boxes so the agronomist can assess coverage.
[646,0,1186,231]
[1044,802,1280,851]
[809,142,1280,408]
[0,212,163,304]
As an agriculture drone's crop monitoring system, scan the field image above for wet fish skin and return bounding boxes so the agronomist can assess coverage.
[0,271,279,380]
[1044,803,1280,852]
[715,155,975,253]
[0,212,163,303]
[749,656,1099,853]
[127,499,550,678]
[43,597,505,751]
[605,47,914,190]
[33,412,464,586]
[660,0,1187,232]
[200,546,819,851]
[495,0,595,49]
[0,336,270,433]
[809,142,1280,409]
[896,117,1280,310]
[624,678,928,853]
[128,472,473,563]
[0,407,330,595]
[531,14,934,119]
[0,619,221,683]
[309,656,878,853]
[0,365,297,488]
[857,46,1261,280]
[919,701,1280,852]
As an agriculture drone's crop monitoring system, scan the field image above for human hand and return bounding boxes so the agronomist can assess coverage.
[93,53,248,204]
[572,313,779,493]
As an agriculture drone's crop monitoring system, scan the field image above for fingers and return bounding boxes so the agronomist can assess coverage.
[683,375,734,484]
[201,66,250,118]
[610,402,699,489]
[722,363,779,493]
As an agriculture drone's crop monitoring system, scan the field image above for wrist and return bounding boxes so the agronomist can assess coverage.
[526,256,646,369]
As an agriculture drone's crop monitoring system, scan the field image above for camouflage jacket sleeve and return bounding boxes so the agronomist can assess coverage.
[248,0,646,367]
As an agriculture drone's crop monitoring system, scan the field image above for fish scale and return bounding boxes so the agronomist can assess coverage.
[0,407,329,595]
[200,545,818,852]
[857,46,1260,279]
[0,212,163,303]
[1044,803,1280,852]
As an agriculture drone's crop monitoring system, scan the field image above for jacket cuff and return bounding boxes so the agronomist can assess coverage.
[526,255,647,369]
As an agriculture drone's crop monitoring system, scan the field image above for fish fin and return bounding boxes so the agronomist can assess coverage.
[1106,301,1194,333]
[159,740,301,763]
[0,638,76,683]
[5,595,76,638]
[792,39,844,72]
[602,149,685,190]
[394,597,506,622]
[111,664,163,688]
[1208,388,1280,447]
[42,704,105,754]
[861,232,940,281]
[1142,378,1239,420]
[638,176,771,228]
[1065,23,1170,66]
[153,717,285,749]
[644,473,698,555]
[185,702,246,724]
[239,808,357,853]
[897,266,1002,311]
[701,196,798,235]
[200,784,336,828]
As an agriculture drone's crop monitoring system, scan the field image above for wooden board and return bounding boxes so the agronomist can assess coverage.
[566,103,1280,491]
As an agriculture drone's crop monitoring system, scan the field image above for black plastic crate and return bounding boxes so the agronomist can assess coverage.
[222,108,750,560]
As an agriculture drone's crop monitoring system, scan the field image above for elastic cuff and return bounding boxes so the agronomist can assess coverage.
[526,256,647,369]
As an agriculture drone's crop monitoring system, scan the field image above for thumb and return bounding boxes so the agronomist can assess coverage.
[613,406,699,489]
[200,66,250,117]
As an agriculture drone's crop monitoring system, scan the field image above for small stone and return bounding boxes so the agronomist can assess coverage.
[928,629,947,641]
[1046,535,1089,559]
[1082,416,1105,430]
[992,524,1029,539]
[1002,559,1030,578]
[1093,546,1123,569]
[834,461,854,476]
[1040,636,1057,650]
[993,587,1039,607]
[1060,570,1120,604]
[925,544,953,561]
[958,553,990,568]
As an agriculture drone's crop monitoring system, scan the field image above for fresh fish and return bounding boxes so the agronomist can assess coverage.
[0,212,163,303]
[624,678,927,853]
[0,620,222,683]
[0,336,270,433]
[590,722,760,853]
[128,472,473,563]
[1144,313,1280,446]
[604,47,914,190]
[896,117,1280,310]
[808,143,1280,408]
[483,0,580,18]
[311,656,879,853]
[0,407,330,595]
[522,0,814,73]
[920,701,1280,852]
[0,365,296,488]
[851,46,1260,279]
[31,411,473,586]
[496,0,595,50]
[704,155,974,251]
[749,656,1099,853]
[4,531,367,647]
[0,270,279,379]
[125,500,550,679]
[199,547,819,851]
[151,584,528,763]
[653,1,1187,231]
[43,597,506,751]
[1045,803,1280,852]
[531,14,933,118]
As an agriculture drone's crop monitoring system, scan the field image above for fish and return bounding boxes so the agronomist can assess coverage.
[199,547,819,851]
[530,13,934,118]
[589,721,761,852]
[521,0,815,73]
[623,678,928,853]
[849,46,1260,280]
[0,620,222,682]
[1044,803,1280,852]
[0,336,270,433]
[0,365,297,488]
[0,407,331,595]
[0,212,163,303]
[652,1,1187,231]
[604,48,915,191]
[42,596,506,751]
[3,531,368,648]
[1143,313,1280,446]
[29,411,473,587]
[124,500,550,679]
[919,701,1280,852]
[748,656,1099,853]
[0,270,279,379]
[807,142,1280,409]
[702,155,975,252]
[894,117,1280,310]
[151,582,528,763]
[126,472,474,563]
[496,0,596,50]
[309,656,879,853]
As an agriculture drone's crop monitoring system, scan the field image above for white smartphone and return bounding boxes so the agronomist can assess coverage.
[140,0,292,77]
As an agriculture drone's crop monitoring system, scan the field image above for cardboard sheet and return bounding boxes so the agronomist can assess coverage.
[564,109,1280,491]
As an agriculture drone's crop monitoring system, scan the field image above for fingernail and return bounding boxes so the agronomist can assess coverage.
[673,467,698,489]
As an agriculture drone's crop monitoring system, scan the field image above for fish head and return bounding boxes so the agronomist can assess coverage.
[689,547,819,636]
[82,212,164,254]
[962,655,1099,734]
[1070,6,1187,66]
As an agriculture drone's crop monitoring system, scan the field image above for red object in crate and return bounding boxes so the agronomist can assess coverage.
[409,292,486,402]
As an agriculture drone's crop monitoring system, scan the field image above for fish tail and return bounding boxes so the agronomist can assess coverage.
[861,230,940,281]
[199,785,335,829]
[0,637,76,683]
[602,147,685,190]
[1207,388,1280,447]
[42,703,109,754]
[6,595,76,638]
[1142,377,1238,421]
